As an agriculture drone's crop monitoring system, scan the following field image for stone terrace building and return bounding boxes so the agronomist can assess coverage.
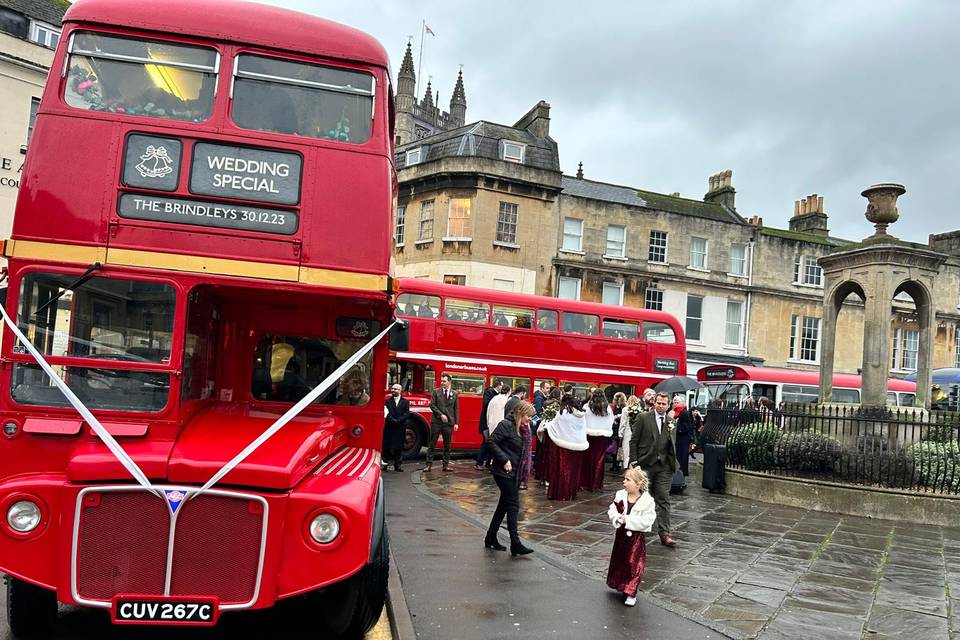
[393,101,561,293]
[393,98,960,376]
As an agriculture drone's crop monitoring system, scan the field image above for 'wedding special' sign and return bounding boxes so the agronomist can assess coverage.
[119,135,302,235]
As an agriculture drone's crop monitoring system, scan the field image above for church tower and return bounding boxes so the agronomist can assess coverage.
[448,69,467,129]
[395,42,416,145]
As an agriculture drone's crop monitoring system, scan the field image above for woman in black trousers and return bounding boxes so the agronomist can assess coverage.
[485,400,536,556]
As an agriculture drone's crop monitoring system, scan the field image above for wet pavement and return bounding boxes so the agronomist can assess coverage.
[418,461,960,639]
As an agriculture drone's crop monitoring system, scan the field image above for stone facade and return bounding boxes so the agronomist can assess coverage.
[393,98,960,376]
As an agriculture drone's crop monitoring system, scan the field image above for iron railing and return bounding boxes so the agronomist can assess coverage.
[701,405,960,495]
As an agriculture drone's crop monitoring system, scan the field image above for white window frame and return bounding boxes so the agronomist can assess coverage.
[561,218,584,253]
[649,230,668,264]
[558,276,581,300]
[501,140,526,164]
[729,243,748,277]
[605,225,626,259]
[956,326,960,369]
[444,198,472,240]
[492,278,515,292]
[29,21,60,49]
[495,201,519,246]
[789,315,821,363]
[602,282,624,306]
[405,147,423,165]
[725,300,744,347]
[394,204,406,246]
[416,199,434,243]
[794,255,823,287]
[901,329,919,372]
[689,237,708,271]
[685,295,703,342]
[644,288,663,311]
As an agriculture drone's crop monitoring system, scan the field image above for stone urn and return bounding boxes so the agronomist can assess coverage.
[862,183,905,238]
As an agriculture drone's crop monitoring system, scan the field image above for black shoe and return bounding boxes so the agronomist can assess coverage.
[484,536,507,551]
[510,542,534,556]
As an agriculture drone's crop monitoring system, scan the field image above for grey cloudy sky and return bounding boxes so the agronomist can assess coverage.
[278,0,958,243]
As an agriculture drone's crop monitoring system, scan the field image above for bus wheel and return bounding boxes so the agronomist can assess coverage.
[321,526,390,638]
[402,418,425,460]
[5,576,56,638]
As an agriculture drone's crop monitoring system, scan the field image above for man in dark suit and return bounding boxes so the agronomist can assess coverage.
[475,379,503,470]
[383,383,410,472]
[425,373,459,472]
[629,392,678,547]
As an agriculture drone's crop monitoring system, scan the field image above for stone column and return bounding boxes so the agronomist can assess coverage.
[818,295,839,403]
[915,296,934,408]
[861,276,892,408]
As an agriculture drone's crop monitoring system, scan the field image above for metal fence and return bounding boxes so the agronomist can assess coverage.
[701,405,960,495]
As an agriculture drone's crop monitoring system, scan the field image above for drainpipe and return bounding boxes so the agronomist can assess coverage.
[744,236,755,362]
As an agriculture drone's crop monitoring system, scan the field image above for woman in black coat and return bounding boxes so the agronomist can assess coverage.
[485,400,536,556]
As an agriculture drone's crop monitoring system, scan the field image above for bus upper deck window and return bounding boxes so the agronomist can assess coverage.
[397,293,439,319]
[444,298,488,324]
[562,312,599,336]
[642,321,676,344]
[603,318,639,340]
[537,310,558,332]
[65,32,217,122]
[232,54,374,143]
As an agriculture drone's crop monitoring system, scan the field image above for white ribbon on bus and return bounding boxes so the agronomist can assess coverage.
[0,300,394,498]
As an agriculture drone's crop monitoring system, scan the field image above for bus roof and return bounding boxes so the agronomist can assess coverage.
[905,368,960,384]
[697,365,916,392]
[397,278,684,328]
[63,0,390,69]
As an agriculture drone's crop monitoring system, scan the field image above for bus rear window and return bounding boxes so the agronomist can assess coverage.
[232,54,373,143]
[603,318,639,339]
[642,321,676,344]
[562,312,599,336]
[65,32,216,122]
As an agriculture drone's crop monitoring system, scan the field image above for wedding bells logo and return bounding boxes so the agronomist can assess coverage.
[135,145,175,179]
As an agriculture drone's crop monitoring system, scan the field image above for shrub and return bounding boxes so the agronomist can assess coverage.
[773,431,841,472]
[920,421,958,444]
[909,440,960,493]
[727,422,780,470]
[836,448,915,488]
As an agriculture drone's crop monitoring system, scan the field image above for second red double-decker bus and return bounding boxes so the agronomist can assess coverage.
[0,0,397,636]
[389,278,688,455]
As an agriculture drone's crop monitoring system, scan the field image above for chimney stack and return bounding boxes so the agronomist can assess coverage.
[704,169,736,210]
[513,100,551,139]
[788,193,830,236]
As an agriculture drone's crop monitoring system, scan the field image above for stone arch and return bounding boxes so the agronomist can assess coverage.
[892,278,935,407]
[819,279,867,403]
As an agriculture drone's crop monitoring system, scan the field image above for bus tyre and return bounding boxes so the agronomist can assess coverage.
[5,576,56,639]
[322,526,390,638]
[402,418,426,460]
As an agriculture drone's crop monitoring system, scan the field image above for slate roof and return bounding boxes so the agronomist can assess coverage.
[0,0,67,25]
[561,175,746,224]
[396,120,560,172]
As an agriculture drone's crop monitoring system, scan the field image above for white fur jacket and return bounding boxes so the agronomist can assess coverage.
[607,490,657,533]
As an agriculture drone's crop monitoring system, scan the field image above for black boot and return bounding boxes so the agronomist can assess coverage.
[484,534,506,551]
[510,541,533,556]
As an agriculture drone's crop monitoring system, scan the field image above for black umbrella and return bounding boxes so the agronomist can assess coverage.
[653,375,702,396]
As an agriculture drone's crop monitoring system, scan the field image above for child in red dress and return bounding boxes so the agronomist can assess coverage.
[605,467,657,606]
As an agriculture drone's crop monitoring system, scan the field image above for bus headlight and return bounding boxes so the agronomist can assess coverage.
[7,500,41,533]
[308,513,340,544]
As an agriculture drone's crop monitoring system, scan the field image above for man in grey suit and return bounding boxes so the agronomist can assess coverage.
[425,373,459,472]
[629,392,678,547]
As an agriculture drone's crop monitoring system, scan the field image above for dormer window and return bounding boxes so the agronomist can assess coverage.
[501,140,525,164]
[405,147,424,165]
[29,21,60,49]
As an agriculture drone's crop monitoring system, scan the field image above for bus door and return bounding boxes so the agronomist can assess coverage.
[752,384,777,405]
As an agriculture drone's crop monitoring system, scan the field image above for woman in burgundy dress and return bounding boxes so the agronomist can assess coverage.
[606,467,657,606]
[541,395,588,500]
[581,389,614,492]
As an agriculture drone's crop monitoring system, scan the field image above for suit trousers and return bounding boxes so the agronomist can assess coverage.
[426,424,453,465]
[646,462,673,536]
[475,430,491,465]
[676,433,692,476]
[487,473,521,544]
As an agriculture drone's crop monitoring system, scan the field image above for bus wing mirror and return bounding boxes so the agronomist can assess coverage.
[389,319,409,351]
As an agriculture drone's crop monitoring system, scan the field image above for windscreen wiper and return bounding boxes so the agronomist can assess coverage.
[33,262,102,319]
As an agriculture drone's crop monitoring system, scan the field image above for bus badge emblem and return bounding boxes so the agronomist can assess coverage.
[135,145,175,179]
[163,489,188,513]
[350,321,370,338]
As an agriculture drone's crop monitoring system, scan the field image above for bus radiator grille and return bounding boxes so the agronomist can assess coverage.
[169,493,263,604]
[75,489,264,605]
[76,491,170,600]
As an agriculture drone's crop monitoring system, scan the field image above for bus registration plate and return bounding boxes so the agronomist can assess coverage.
[112,595,219,626]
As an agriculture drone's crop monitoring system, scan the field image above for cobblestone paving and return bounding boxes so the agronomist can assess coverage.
[419,462,960,639]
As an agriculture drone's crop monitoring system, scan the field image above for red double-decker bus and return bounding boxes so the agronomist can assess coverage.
[389,278,687,455]
[0,0,397,635]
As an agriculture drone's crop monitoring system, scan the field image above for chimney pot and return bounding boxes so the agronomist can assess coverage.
[817,195,824,213]
[794,200,800,216]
